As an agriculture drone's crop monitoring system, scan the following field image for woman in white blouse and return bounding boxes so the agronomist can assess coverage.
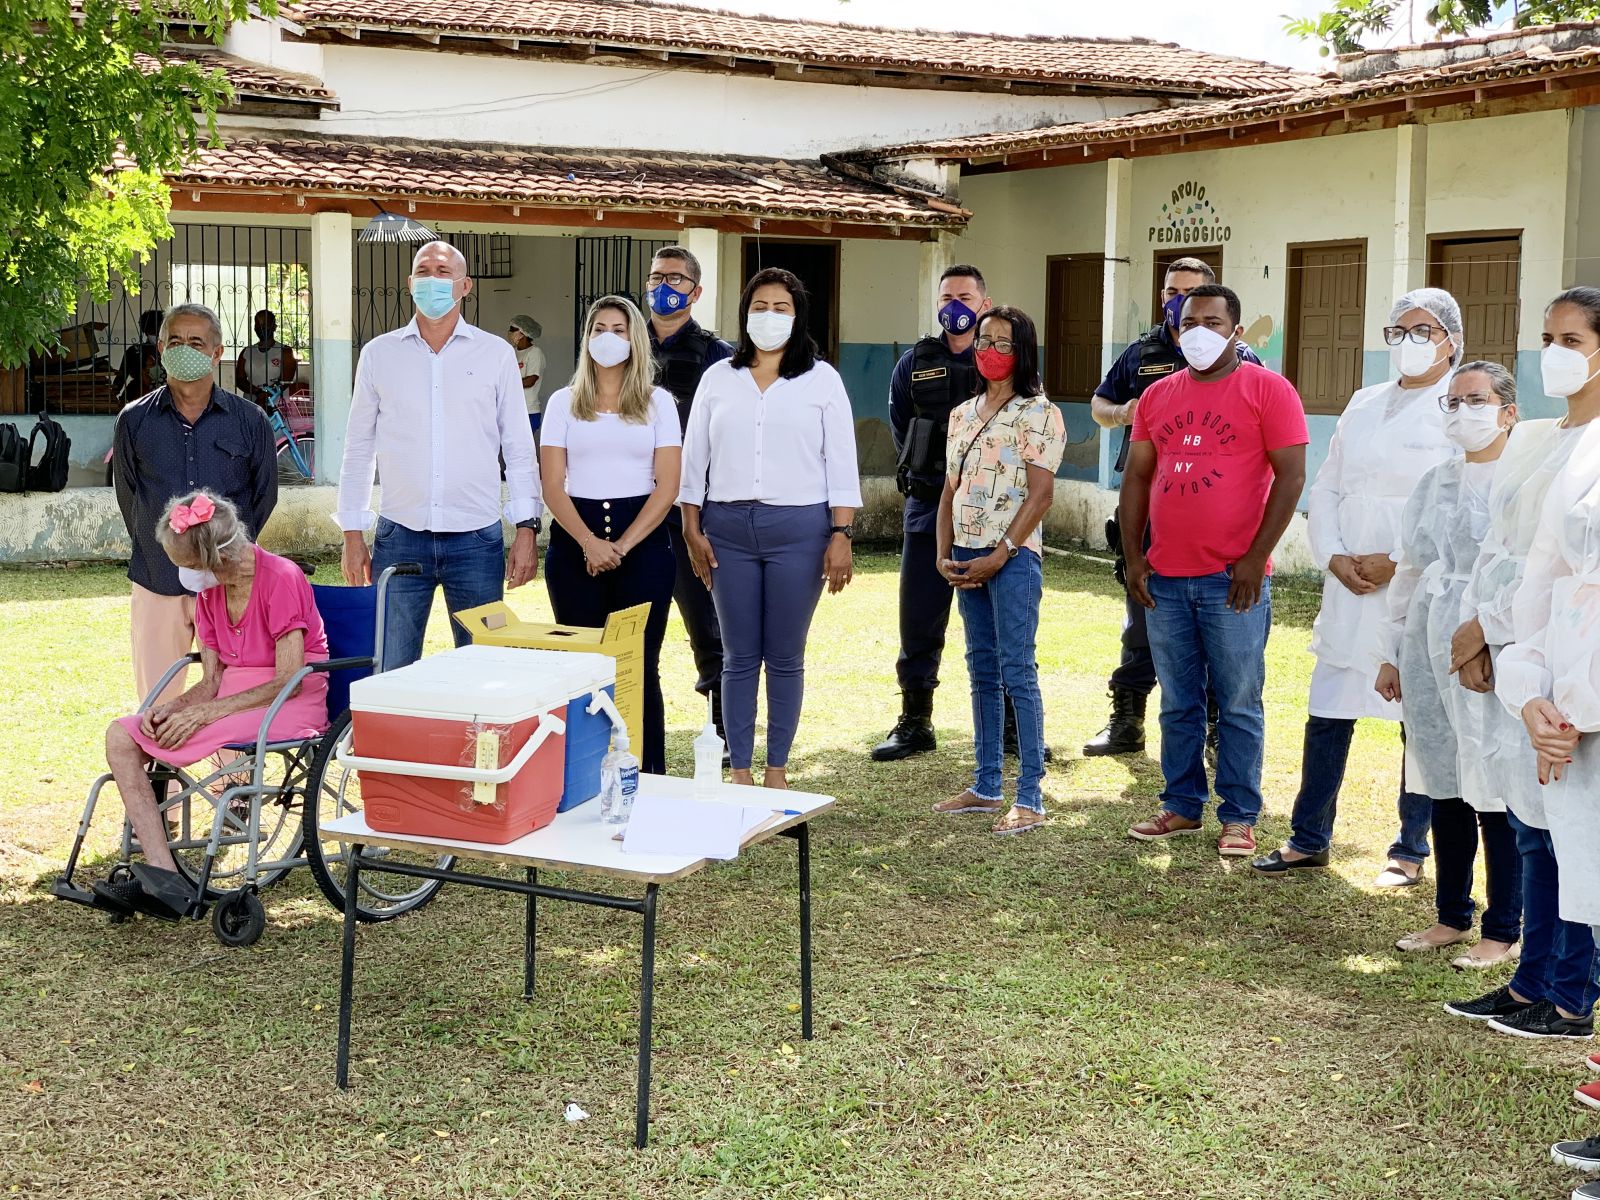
[541,295,682,774]
[679,268,862,788]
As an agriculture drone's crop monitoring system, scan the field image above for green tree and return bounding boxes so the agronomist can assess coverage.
[0,0,273,367]
[1285,0,1600,55]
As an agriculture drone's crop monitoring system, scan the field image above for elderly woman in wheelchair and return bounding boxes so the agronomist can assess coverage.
[92,489,331,920]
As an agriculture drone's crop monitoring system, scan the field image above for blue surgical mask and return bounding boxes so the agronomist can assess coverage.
[1163,294,1186,332]
[938,298,979,336]
[647,281,692,317]
[410,276,459,320]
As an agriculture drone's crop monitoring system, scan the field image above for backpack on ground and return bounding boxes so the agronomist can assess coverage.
[26,414,71,492]
[0,423,28,493]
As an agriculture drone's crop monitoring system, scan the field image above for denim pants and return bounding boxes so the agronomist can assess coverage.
[545,495,676,775]
[372,518,505,671]
[1144,570,1271,826]
[1432,798,1522,942]
[953,546,1047,812]
[703,501,829,770]
[1508,810,1600,1017]
[1285,718,1433,862]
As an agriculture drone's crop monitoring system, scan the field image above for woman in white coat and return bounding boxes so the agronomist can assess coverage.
[1443,290,1600,1044]
[1371,362,1520,966]
[1253,288,1462,881]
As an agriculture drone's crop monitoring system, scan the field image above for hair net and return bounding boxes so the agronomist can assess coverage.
[1389,287,1463,363]
[510,314,542,339]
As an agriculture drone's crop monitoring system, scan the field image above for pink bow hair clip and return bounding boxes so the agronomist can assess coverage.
[169,494,216,534]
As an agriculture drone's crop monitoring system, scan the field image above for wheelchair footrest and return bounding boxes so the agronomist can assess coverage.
[50,878,114,912]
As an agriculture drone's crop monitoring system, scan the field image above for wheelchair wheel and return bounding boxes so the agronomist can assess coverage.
[163,755,306,897]
[303,711,450,922]
[211,888,266,947]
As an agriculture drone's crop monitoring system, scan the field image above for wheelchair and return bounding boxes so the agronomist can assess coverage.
[51,563,453,947]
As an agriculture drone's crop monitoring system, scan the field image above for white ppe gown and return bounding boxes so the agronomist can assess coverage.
[1372,457,1499,807]
[1461,419,1589,829]
[1307,378,1457,719]
[1496,421,1600,926]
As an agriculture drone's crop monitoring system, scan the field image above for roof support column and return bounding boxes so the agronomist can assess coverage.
[310,209,353,486]
[917,231,957,332]
[684,227,723,334]
[1391,124,1428,301]
[1099,157,1134,490]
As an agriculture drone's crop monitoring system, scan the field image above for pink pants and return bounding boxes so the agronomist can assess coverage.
[130,583,196,705]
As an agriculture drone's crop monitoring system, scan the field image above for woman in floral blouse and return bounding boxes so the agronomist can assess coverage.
[933,306,1066,835]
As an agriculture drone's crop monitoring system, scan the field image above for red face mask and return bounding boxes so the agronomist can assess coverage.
[975,348,1014,381]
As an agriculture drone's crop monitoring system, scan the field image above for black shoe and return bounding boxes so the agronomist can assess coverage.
[1488,999,1595,1040]
[1249,848,1329,875]
[1443,983,1533,1022]
[126,864,193,921]
[1083,687,1147,757]
[1573,1181,1600,1200]
[1552,1136,1600,1172]
[871,689,936,762]
[90,877,143,916]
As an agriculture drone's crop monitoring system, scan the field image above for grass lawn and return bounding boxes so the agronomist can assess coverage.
[0,552,1592,1199]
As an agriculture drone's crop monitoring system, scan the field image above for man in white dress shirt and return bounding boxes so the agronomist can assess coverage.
[337,240,541,668]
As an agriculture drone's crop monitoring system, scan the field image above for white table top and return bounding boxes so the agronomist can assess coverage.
[322,774,834,884]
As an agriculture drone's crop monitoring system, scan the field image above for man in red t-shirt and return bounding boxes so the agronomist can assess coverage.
[1118,284,1309,858]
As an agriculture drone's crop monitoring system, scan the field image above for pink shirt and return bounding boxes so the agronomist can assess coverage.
[1131,361,1309,578]
[196,547,330,668]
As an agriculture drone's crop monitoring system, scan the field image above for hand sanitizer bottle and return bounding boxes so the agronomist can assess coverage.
[693,695,725,792]
[599,731,640,826]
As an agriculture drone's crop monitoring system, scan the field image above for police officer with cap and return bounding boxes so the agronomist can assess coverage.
[1087,256,1259,757]
[873,264,998,761]
[644,245,734,739]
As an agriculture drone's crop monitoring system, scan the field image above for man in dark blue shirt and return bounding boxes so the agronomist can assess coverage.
[1086,258,1259,757]
[113,303,277,704]
[645,245,734,738]
[872,264,989,761]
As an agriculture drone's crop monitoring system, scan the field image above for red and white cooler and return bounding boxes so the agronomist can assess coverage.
[338,645,617,844]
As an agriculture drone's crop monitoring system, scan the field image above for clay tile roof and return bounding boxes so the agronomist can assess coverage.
[137,46,339,105]
[858,39,1600,161]
[160,133,967,226]
[282,0,1317,96]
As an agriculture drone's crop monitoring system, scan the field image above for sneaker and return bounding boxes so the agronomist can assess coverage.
[1217,823,1256,857]
[1552,1136,1600,1171]
[1573,1182,1600,1200]
[1488,999,1595,1040]
[1128,810,1203,841]
[931,791,1005,816]
[1577,1080,1600,1111]
[1443,984,1533,1022]
[1589,1050,1600,1073]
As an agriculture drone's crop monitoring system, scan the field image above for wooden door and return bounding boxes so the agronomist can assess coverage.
[741,238,840,363]
[1046,255,1105,399]
[1429,236,1521,369]
[1286,241,1368,414]
[1151,246,1224,326]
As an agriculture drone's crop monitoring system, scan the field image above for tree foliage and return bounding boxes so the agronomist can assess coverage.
[1285,0,1600,55]
[0,0,273,367]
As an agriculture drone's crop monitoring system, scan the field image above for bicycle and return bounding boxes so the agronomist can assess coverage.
[260,380,315,484]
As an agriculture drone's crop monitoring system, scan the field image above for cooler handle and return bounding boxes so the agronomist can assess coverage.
[335,709,567,784]
[585,688,627,736]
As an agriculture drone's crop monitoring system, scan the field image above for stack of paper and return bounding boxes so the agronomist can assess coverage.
[621,792,774,860]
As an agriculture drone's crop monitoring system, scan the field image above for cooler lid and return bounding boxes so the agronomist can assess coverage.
[349,645,616,722]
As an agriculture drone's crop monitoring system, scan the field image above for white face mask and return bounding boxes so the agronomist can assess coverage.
[1443,403,1505,452]
[176,530,240,593]
[1542,343,1600,398]
[588,331,631,368]
[1178,325,1232,373]
[747,310,795,352]
[1392,337,1444,380]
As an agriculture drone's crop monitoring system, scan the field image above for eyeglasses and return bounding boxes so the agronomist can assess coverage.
[646,272,697,289]
[1439,393,1506,412]
[974,336,1015,354]
[1383,324,1445,345]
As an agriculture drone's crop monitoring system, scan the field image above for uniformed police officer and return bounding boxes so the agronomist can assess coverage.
[1086,256,1259,756]
[872,264,991,761]
[644,245,734,737]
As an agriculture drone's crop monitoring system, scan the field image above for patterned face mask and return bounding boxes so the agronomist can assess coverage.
[161,343,216,382]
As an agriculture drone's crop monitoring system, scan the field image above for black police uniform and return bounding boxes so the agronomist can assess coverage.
[649,316,734,704]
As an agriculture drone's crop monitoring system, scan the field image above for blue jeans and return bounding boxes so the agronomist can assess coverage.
[953,546,1046,812]
[1285,718,1433,862]
[371,518,506,671]
[1432,798,1521,942]
[1144,570,1271,826]
[1507,810,1600,1017]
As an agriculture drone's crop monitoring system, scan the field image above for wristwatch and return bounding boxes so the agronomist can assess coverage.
[515,517,542,533]
[830,524,855,539]
[1002,535,1020,558]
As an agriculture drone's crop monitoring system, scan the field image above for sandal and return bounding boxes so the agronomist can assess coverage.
[991,806,1046,836]
[932,791,1005,816]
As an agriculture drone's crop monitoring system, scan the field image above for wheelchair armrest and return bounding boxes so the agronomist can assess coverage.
[135,652,205,714]
[308,656,375,674]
